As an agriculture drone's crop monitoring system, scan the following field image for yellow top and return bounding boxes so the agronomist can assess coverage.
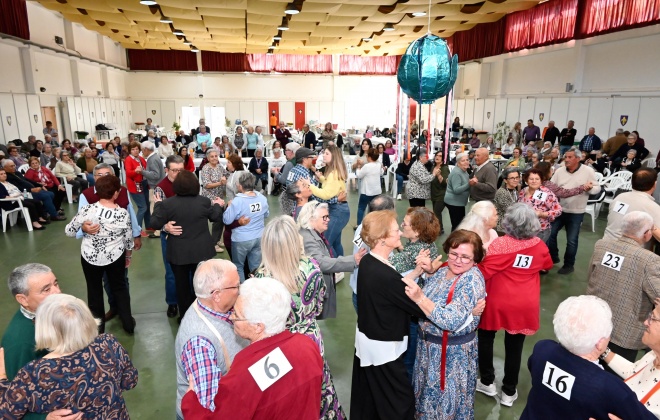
[309,170,345,200]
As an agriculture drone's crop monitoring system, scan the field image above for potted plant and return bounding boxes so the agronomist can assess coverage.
[172,121,181,132]
[494,121,510,148]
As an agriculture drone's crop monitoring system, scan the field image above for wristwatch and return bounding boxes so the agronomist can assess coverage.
[599,347,611,360]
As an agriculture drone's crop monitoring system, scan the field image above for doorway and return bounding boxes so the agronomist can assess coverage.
[41,106,57,130]
[268,102,279,135]
[295,102,305,131]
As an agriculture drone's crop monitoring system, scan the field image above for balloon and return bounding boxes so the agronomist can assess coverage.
[397,34,458,104]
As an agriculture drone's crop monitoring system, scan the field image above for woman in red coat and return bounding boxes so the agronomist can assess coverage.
[25,157,67,213]
[124,141,149,235]
[475,202,553,407]
[178,146,196,172]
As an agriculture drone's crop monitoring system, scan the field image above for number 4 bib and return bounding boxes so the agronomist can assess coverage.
[248,347,293,391]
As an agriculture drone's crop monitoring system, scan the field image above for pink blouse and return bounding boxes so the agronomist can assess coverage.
[519,186,563,231]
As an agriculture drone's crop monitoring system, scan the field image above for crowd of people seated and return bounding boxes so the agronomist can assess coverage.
[4,117,660,419]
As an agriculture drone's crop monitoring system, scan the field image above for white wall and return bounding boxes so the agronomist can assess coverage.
[125,73,399,131]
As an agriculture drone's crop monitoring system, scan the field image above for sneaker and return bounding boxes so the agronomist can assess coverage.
[500,390,518,407]
[476,379,497,397]
[397,194,402,200]
[558,265,574,275]
[335,272,345,283]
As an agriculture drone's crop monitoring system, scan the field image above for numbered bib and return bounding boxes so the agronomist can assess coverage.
[542,362,575,400]
[532,190,548,202]
[601,252,624,271]
[96,207,115,221]
[352,235,363,248]
[613,201,629,215]
[249,202,262,213]
[248,347,293,391]
[513,254,533,269]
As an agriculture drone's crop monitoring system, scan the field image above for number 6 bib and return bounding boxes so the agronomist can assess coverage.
[248,347,293,391]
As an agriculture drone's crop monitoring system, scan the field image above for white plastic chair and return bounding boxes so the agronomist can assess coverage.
[18,164,29,174]
[584,190,606,232]
[643,157,656,168]
[344,156,357,191]
[1,198,33,232]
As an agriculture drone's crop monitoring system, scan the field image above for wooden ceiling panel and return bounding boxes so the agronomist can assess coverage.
[36,0,542,55]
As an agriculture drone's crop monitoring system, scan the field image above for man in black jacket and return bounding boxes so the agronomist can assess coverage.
[1,159,65,220]
[543,120,561,146]
[302,124,317,150]
[175,130,192,146]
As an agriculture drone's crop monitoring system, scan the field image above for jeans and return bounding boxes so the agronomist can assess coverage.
[403,319,419,384]
[396,174,406,193]
[357,194,376,225]
[478,329,526,396]
[548,212,584,268]
[254,172,268,190]
[142,180,151,228]
[103,268,129,310]
[32,190,57,217]
[326,202,350,256]
[537,228,551,244]
[559,145,572,156]
[161,234,177,305]
[130,190,149,230]
[232,237,262,283]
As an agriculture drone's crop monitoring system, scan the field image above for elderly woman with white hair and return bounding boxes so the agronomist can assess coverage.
[248,147,269,191]
[0,294,137,418]
[297,201,366,319]
[522,295,657,419]
[256,215,346,419]
[199,148,228,252]
[445,152,471,231]
[181,278,324,419]
[457,200,499,250]
[476,203,553,407]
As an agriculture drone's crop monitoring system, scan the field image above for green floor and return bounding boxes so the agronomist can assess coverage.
[0,192,603,419]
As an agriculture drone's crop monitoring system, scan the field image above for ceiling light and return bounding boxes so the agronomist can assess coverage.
[284,3,299,15]
[273,35,282,41]
[183,39,192,45]
[172,29,184,36]
[190,46,199,52]
[160,16,173,23]
[412,12,427,17]
[383,23,395,31]
[277,22,289,31]
[267,48,274,55]
[362,37,372,42]
[140,0,158,5]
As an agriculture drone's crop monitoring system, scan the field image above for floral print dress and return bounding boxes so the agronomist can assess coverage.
[413,266,486,420]
[256,256,345,420]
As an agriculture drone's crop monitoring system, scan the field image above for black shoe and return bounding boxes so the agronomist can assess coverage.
[123,317,136,334]
[32,224,46,230]
[58,209,65,216]
[552,257,560,265]
[104,309,117,322]
[39,218,50,225]
[167,304,178,318]
[540,270,549,275]
[557,266,574,275]
[148,232,157,238]
[50,215,67,221]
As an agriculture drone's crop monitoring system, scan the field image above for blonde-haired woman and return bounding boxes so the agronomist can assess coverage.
[256,215,345,420]
[310,145,349,256]
[0,294,137,418]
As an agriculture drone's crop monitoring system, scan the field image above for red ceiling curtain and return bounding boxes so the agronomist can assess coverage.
[505,0,578,52]
[339,55,397,75]
[450,19,506,63]
[127,49,198,71]
[247,54,332,73]
[577,0,660,38]
[201,51,249,72]
[0,0,30,40]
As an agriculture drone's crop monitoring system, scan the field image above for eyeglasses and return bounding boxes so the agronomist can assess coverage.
[447,251,473,264]
[322,215,330,221]
[210,286,240,295]
[647,312,660,324]
[506,176,520,181]
[168,169,183,173]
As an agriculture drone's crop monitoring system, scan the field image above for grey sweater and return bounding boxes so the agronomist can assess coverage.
[445,167,471,206]
[470,161,498,202]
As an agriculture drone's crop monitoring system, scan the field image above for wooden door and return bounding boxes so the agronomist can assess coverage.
[267,102,279,135]
[294,102,305,131]
[41,106,57,130]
